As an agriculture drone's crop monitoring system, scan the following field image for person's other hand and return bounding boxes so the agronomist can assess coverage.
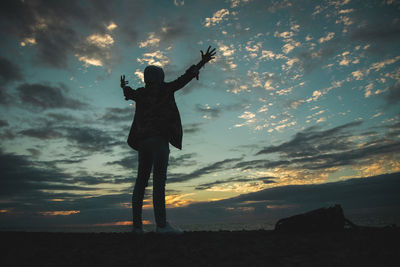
[120,75,129,88]
[201,46,216,63]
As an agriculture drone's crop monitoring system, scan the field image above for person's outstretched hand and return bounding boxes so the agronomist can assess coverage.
[120,75,130,100]
[120,75,129,88]
[201,46,216,64]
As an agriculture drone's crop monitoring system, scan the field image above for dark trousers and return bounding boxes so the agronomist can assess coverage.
[132,136,169,228]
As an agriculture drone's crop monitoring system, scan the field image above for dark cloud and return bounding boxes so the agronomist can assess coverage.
[16,83,86,110]
[158,16,189,43]
[256,121,362,157]
[0,57,23,86]
[223,172,400,212]
[233,121,400,172]
[64,127,116,152]
[385,82,400,106]
[0,0,144,68]
[46,112,79,122]
[0,0,85,68]
[297,45,337,73]
[168,157,243,183]
[195,104,221,119]
[19,128,63,140]
[15,124,118,154]
[42,158,87,169]
[72,176,109,186]
[195,176,275,190]
[385,122,400,138]
[169,153,198,169]
[0,129,16,140]
[169,172,400,225]
[27,148,41,157]
[183,123,203,134]
[0,148,95,197]
[101,107,134,122]
[0,119,9,127]
[350,25,400,43]
[105,154,138,170]
[0,56,23,105]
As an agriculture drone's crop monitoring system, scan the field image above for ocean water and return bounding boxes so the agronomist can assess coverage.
[1,214,398,233]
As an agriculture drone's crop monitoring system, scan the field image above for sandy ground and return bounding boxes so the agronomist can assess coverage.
[0,227,399,267]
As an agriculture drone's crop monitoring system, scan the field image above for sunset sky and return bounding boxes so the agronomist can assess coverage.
[0,0,399,230]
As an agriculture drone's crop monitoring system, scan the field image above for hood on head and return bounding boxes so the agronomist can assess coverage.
[144,65,164,85]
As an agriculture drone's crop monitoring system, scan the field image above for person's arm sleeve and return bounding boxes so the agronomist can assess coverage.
[166,65,200,93]
[123,86,137,101]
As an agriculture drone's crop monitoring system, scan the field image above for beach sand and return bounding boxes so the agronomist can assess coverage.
[1,227,399,266]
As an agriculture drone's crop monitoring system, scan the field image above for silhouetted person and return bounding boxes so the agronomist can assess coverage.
[120,46,216,234]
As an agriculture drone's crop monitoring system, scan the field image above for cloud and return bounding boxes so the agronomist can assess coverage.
[166,171,400,225]
[234,111,256,128]
[168,157,243,183]
[105,154,138,170]
[0,148,96,197]
[296,45,337,73]
[0,56,23,105]
[0,57,23,86]
[174,0,185,6]
[106,22,118,31]
[139,32,160,48]
[204,9,230,27]
[256,121,362,157]
[183,123,203,135]
[19,128,63,140]
[101,107,134,122]
[195,176,275,190]
[195,104,221,119]
[64,126,116,153]
[0,0,143,68]
[138,16,189,49]
[16,83,86,110]
[232,121,400,177]
[137,50,170,67]
[230,0,250,8]
[158,16,189,43]
[351,70,364,80]
[0,119,9,127]
[75,33,116,68]
[47,112,79,122]
[169,153,198,169]
[385,82,400,105]
[0,0,88,68]
[167,172,400,225]
[350,25,400,43]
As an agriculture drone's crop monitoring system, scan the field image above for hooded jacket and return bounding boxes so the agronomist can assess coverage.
[127,65,199,151]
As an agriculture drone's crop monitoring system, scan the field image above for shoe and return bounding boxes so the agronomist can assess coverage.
[155,222,183,235]
[132,227,145,235]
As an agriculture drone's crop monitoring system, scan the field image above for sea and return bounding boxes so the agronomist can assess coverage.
[1,214,399,233]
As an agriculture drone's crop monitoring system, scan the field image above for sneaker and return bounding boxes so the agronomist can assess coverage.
[155,222,183,235]
[132,227,145,235]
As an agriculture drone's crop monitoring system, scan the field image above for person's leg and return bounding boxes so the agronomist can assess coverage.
[132,147,152,229]
[151,137,169,228]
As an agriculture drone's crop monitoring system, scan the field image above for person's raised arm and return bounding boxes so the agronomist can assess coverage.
[120,75,137,101]
[194,46,216,79]
[168,46,216,92]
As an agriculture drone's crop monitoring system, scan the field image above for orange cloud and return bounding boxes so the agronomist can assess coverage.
[94,220,151,226]
[40,210,80,216]
[165,194,195,208]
